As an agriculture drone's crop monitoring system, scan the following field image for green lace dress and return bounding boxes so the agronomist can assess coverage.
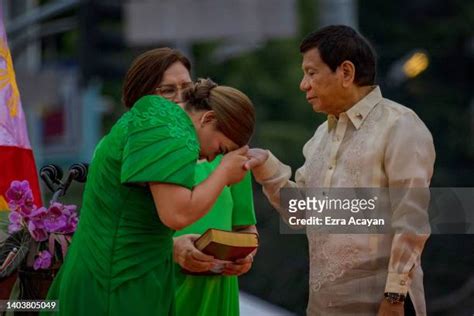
[174,157,256,316]
[43,96,199,316]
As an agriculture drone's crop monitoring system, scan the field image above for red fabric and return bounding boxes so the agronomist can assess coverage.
[0,145,42,206]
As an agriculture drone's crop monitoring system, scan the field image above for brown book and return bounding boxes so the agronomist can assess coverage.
[195,228,258,261]
[182,228,258,275]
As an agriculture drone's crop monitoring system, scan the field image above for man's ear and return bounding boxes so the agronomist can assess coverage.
[340,60,355,87]
[199,110,216,126]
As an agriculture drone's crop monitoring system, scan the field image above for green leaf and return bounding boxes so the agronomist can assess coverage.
[0,211,10,235]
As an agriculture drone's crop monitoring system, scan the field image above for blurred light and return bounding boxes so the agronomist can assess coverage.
[386,49,430,87]
[402,52,429,78]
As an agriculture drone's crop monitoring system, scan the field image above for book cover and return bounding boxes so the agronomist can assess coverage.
[182,228,258,275]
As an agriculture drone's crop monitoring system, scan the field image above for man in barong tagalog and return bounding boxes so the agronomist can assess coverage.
[245,25,435,315]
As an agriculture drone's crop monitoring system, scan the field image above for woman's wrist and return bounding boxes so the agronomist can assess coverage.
[211,165,231,187]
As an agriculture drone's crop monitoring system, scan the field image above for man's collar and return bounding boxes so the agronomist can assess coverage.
[327,86,382,132]
[327,114,337,131]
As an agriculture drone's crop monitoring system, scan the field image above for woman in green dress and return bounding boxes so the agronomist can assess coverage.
[43,48,255,316]
[147,50,257,315]
[173,159,256,316]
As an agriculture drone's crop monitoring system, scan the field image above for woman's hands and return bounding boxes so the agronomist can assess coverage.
[217,146,249,185]
[173,234,256,276]
[150,147,249,230]
[173,234,216,272]
[221,251,255,276]
[217,146,270,185]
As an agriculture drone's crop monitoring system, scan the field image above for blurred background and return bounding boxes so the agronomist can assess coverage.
[3,0,473,314]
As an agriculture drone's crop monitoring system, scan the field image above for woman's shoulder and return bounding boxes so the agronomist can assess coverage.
[126,95,191,129]
[132,95,184,116]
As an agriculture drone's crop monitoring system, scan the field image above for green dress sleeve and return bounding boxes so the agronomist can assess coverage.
[230,171,257,226]
[120,95,199,189]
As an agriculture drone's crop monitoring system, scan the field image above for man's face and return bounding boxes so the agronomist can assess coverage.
[299,48,344,114]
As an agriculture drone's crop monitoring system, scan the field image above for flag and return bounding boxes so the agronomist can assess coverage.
[0,12,42,211]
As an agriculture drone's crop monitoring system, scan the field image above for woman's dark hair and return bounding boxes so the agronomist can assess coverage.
[122,48,191,108]
[183,78,255,147]
[300,25,376,86]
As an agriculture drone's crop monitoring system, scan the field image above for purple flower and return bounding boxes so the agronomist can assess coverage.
[6,180,30,202]
[27,219,48,242]
[8,211,23,233]
[61,205,78,234]
[43,203,78,234]
[63,211,78,234]
[33,250,52,270]
[5,179,79,271]
[44,214,67,233]
[29,206,48,218]
[6,180,35,217]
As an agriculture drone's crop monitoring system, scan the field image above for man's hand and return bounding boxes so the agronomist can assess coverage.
[221,251,255,276]
[377,299,404,316]
[173,234,216,272]
[244,148,269,170]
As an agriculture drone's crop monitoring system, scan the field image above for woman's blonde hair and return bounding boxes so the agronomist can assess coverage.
[183,78,255,147]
